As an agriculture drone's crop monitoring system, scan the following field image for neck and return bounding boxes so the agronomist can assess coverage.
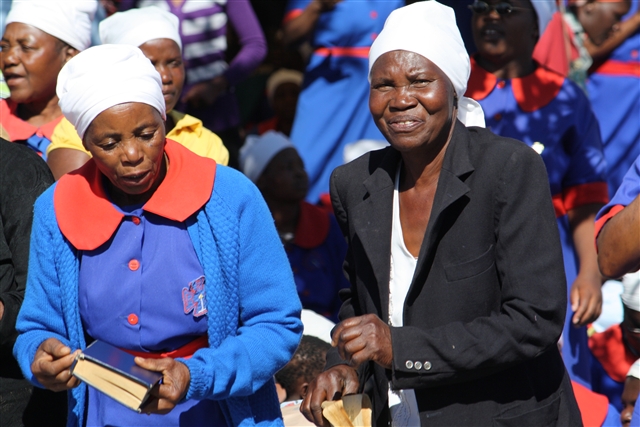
[16,95,62,127]
[475,54,537,80]
[265,197,301,235]
[276,117,294,137]
[164,111,176,134]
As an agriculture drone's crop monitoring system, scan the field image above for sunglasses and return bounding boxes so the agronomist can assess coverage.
[468,1,530,15]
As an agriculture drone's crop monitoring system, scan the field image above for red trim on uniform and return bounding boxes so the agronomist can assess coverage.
[318,192,334,214]
[0,99,63,141]
[466,56,565,112]
[283,9,303,24]
[562,182,609,213]
[552,193,566,217]
[592,60,640,77]
[314,46,370,58]
[594,204,625,241]
[588,324,637,383]
[294,201,330,249]
[54,139,216,250]
[257,116,278,135]
[571,380,609,427]
[122,335,208,360]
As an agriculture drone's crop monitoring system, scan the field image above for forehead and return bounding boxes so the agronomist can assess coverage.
[139,38,181,57]
[371,50,449,78]
[2,22,58,44]
[88,102,162,133]
[597,0,631,14]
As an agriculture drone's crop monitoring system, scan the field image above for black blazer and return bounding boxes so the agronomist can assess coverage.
[328,122,582,426]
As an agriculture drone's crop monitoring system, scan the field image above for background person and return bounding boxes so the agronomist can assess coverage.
[13,44,302,427]
[301,3,580,426]
[621,359,640,427]
[46,6,229,180]
[0,0,96,158]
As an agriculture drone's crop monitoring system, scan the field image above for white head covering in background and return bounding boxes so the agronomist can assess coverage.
[628,359,640,380]
[99,6,182,50]
[622,271,640,311]
[239,131,294,183]
[343,139,389,164]
[266,69,303,105]
[368,1,485,127]
[531,0,557,37]
[300,309,335,344]
[57,45,166,139]
[5,0,97,51]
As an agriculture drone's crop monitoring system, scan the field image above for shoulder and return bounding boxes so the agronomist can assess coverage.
[0,139,54,199]
[209,165,264,214]
[169,112,229,165]
[48,118,87,155]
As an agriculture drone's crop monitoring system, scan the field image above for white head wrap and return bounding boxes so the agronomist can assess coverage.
[628,359,640,380]
[531,0,557,37]
[239,131,294,183]
[622,271,640,312]
[5,0,97,51]
[301,309,336,344]
[99,6,182,50]
[369,1,485,128]
[266,69,303,105]
[57,44,166,139]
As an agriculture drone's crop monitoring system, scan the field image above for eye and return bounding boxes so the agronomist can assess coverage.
[139,132,155,141]
[412,79,430,87]
[169,59,182,67]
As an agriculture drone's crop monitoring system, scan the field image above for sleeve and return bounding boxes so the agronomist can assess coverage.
[13,191,74,386]
[0,154,54,347]
[223,0,267,87]
[182,174,302,400]
[46,118,89,157]
[198,128,229,167]
[283,0,312,24]
[560,92,609,212]
[388,146,568,388]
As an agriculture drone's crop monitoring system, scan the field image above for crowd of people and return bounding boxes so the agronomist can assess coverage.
[0,0,639,426]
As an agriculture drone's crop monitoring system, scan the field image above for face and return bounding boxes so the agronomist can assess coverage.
[258,148,308,202]
[139,38,184,113]
[83,103,166,206]
[471,0,539,66]
[623,307,640,356]
[621,377,639,427]
[0,23,74,104]
[272,82,300,121]
[369,50,456,153]
[579,0,631,46]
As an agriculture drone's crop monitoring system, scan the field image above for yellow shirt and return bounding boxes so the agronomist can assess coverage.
[46,110,229,166]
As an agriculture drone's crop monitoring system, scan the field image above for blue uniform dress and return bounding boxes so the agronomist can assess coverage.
[284,0,403,203]
[0,99,63,158]
[285,202,349,322]
[70,145,226,426]
[466,58,609,388]
[587,0,640,197]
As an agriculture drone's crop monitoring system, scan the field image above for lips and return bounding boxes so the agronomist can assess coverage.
[3,72,25,85]
[479,25,504,41]
[387,115,424,133]
[121,170,151,186]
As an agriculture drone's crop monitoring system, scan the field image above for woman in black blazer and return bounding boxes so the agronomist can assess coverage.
[301,2,582,426]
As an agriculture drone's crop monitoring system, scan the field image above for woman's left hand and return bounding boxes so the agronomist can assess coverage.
[135,357,191,415]
[331,314,393,369]
[570,273,603,327]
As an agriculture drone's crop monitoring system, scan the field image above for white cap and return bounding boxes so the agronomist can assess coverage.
[622,271,640,312]
[266,69,303,104]
[368,1,485,127]
[6,0,97,51]
[239,131,294,183]
[57,45,166,139]
[99,6,182,50]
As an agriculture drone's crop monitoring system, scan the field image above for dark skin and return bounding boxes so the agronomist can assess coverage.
[597,195,640,278]
[620,376,639,427]
[281,0,343,45]
[301,50,458,427]
[574,0,631,53]
[472,0,603,326]
[271,82,301,136]
[0,23,77,126]
[48,38,186,180]
[32,102,191,415]
[622,307,640,357]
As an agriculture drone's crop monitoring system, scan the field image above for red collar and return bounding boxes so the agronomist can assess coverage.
[293,201,330,249]
[465,56,565,113]
[571,381,609,427]
[588,324,637,383]
[0,99,62,141]
[54,139,216,250]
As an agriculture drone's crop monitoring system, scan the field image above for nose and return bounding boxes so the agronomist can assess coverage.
[120,139,144,166]
[389,86,418,111]
[1,45,19,68]
[155,64,172,85]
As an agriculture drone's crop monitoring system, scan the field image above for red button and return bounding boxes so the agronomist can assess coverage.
[128,259,140,271]
[370,10,378,19]
[132,216,141,225]
[496,80,506,89]
[36,131,43,137]
[127,314,139,325]
[493,113,502,121]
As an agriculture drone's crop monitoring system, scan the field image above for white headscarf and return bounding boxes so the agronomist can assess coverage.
[369,1,485,127]
[622,271,640,312]
[57,45,166,139]
[99,6,182,50]
[5,0,97,51]
[628,359,640,380]
[531,0,557,37]
[239,131,294,183]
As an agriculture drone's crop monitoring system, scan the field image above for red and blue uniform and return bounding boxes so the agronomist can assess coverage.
[466,58,609,388]
[284,0,403,203]
[0,99,62,159]
[587,0,640,197]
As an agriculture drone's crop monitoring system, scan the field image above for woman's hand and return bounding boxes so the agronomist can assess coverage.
[332,314,393,369]
[31,338,81,392]
[300,364,359,427]
[181,76,228,110]
[570,273,603,327]
[136,357,191,415]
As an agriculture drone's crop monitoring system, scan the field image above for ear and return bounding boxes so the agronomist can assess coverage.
[300,382,309,399]
[63,46,80,64]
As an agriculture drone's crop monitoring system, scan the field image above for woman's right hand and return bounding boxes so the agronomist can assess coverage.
[300,364,360,427]
[31,338,81,391]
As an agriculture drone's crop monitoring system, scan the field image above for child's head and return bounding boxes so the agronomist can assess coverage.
[621,359,640,427]
[570,0,631,46]
[275,335,331,402]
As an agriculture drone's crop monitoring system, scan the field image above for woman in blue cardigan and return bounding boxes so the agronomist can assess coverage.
[13,44,302,427]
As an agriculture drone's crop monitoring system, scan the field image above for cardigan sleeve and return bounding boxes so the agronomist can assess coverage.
[182,169,302,400]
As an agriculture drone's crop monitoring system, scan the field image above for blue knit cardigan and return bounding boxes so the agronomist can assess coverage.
[14,165,303,427]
